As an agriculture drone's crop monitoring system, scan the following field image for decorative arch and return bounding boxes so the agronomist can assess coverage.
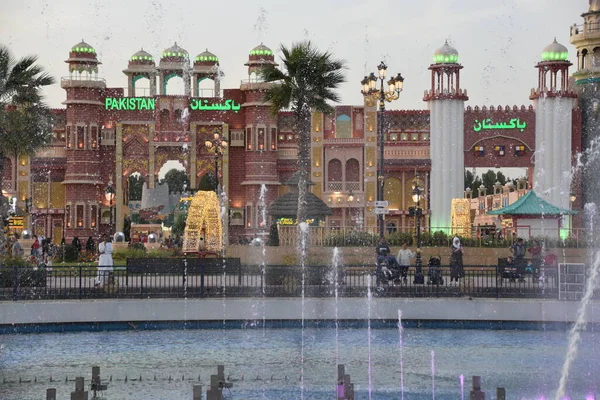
[327,159,342,182]
[183,190,222,253]
[345,158,360,183]
[335,114,351,138]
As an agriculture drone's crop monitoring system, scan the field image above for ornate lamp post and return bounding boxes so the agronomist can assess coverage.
[361,62,404,238]
[411,178,424,282]
[205,131,228,193]
[105,179,115,237]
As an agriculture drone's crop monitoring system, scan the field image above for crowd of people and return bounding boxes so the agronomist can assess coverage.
[374,235,558,292]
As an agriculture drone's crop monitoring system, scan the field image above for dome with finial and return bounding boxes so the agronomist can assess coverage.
[541,38,569,62]
[129,48,154,64]
[249,43,274,57]
[194,49,218,64]
[433,41,459,64]
[161,42,189,61]
[71,40,96,55]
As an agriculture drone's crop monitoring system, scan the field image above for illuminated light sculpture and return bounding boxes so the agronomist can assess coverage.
[451,198,471,237]
[182,191,223,254]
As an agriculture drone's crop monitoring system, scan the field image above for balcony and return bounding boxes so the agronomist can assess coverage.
[326,182,360,192]
[60,76,106,89]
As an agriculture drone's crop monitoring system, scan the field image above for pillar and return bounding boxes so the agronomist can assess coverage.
[190,123,197,188]
[115,124,124,233]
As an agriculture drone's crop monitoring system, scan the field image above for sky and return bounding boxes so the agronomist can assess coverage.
[0,0,589,111]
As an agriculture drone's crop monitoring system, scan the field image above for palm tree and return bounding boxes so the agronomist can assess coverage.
[0,44,55,176]
[261,41,346,263]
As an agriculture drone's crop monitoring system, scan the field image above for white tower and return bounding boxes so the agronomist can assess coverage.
[423,42,468,232]
[530,39,577,230]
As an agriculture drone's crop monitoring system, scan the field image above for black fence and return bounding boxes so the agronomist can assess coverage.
[0,259,560,301]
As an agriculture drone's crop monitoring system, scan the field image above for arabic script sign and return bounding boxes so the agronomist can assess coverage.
[189,99,241,113]
[473,118,527,132]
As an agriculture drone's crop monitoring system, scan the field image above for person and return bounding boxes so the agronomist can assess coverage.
[72,236,82,253]
[96,234,114,286]
[86,236,95,252]
[543,248,558,268]
[502,256,517,281]
[375,238,391,291]
[528,240,542,261]
[450,237,464,285]
[31,235,41,261]
[396,242,415,284]
[510,237,526,260]
[11,233,24,257]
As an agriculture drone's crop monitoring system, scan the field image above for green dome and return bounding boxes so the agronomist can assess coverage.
[250,43,273,56]
[541,38,569,62]
[71,40,96,54]
[161,42,189,60]
[130,48,154,62]
[195,49,218,63]
[433,41,459,64]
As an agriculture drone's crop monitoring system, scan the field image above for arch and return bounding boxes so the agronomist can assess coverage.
[335,114,351,138]
[345,158,360,183]
[593,47,600,69]
[383,177,402,210]
[582,48,589,70]
[327,159,342,182]
[163,73,184,95]
[133,75,151,97]
[197,76,215,97]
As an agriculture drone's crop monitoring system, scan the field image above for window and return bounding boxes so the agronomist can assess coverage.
[401,133,408,141]
[77,126,84,149]
[390,133,398,141]
[66,126,72,148]
[91,126,98,149]
[257,128,265,151]
[271,128,277,150]
[76,205,84,227]
[411,133,419,141]
[90,205,98,228]
[65,205,71,228]
[246,204,253,227]
[246,127,253,150]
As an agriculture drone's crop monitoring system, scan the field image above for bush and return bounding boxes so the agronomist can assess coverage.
[0,267,46,287]
[387,231,414,246]
[54,245,79,263]
[324,230,378,247]
[0,255,32,267]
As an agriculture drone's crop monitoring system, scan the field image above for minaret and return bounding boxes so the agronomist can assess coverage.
[156,42,191,95]
[240,43,280,236]
[571,1,600,213]
[530,39,577,232]
[62,40,106,240]
[192,49,221,97]
[423,41,468,232]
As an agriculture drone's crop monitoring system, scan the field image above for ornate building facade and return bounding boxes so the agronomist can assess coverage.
[4,2,596,244]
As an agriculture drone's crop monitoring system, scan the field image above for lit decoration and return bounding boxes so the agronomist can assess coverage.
[182,191,222,253]
[474,145,484,156]
[451,199,471,237]
[494,145,505,156]
[515,145,525,156]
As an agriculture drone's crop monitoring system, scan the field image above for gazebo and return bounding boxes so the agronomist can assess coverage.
[268,173,332,223]
[487,190,577,239]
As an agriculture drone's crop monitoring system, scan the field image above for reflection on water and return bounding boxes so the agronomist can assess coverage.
[0,328,598,399]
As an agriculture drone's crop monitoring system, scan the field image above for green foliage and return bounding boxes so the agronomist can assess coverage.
[198,173,216,191]
[112,246,174,261]
[161,169,188,194]
[267,223,279,246]
[324,230,378,247]
[0,255,31,267]
[54,244,79,263]
[128,174,145,201]
[129,242,146,251]
[386,231,414,246]
[171,214,187,238]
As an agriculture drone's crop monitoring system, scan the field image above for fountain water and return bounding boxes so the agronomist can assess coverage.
[556,206,600,399]
[460,374,464,400]
[431,350,436,400]
[367,274,373,400]
[398,310,404,400]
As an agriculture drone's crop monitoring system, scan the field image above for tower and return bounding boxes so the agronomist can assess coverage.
[157,42,191,95]
[530,39,577,233]
[571,1,600,213]
[192,49,221,97]
[122,48,157,97]
[423,41,468,232]
[62,40,107,239]
[240,43,280,236]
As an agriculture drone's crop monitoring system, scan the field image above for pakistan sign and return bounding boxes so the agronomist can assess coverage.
[104,97,242,112]
[105,97,155,111]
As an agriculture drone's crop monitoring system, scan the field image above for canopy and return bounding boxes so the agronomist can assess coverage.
[487,190,578,216]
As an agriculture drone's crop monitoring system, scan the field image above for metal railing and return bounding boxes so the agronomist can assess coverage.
[0,264,567,301]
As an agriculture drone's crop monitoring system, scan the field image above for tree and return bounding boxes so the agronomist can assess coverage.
[171,213,187,238]
[0,45,54,239]
[0,45,55,176]
[128,174,145,201]
[160,169,188,194]
[261,42,346,266]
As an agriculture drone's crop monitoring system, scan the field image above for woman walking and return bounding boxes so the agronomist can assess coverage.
[450,237,464,285]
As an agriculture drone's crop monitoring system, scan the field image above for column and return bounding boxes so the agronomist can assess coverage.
[115,124,124,233]
[190,123,197,188]
[149,125,156,189]
[222,123,229,245]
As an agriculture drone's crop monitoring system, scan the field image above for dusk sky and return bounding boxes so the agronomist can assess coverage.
[1,0,587,110]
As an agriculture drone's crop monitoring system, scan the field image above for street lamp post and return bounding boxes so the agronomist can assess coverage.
[105,180,115,237]
[361,62,404,238]
[411,179,424,283]
[205,131,228,193]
